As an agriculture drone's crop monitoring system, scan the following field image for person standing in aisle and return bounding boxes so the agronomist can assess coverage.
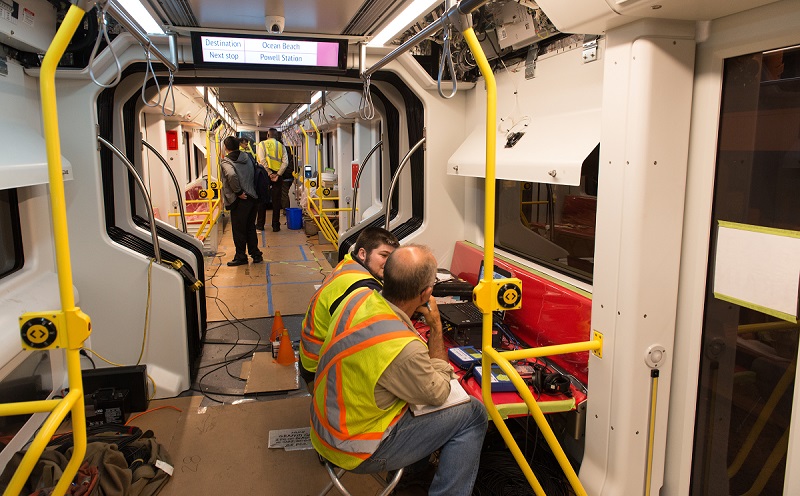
[220,136,262,266]
[256,128,288,232]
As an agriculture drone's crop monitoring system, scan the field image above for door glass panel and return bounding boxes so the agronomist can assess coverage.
[692,46,800,495]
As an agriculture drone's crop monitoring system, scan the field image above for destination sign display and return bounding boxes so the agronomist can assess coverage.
[190,33,347,72]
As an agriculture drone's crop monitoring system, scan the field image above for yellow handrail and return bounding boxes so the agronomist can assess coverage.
[304,183,340,248]
[462,25,598,496]
[0,5,91,496]
[193,197,222,241]
[310,118,322,187]
[300,125,310,167]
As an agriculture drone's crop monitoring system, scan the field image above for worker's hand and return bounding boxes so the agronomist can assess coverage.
[415,297,441,329]
[238,192,247,199]
[269,173,279,182]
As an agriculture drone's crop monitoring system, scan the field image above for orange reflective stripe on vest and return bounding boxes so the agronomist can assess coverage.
[310,288,419,470]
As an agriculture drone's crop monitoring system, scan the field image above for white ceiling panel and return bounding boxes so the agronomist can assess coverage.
[186,0,369,34]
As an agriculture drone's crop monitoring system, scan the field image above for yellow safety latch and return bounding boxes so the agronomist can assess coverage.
[473,277,523,313]
[20,308,91,351]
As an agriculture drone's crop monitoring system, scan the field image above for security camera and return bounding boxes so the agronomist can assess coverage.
[266,16,285,34]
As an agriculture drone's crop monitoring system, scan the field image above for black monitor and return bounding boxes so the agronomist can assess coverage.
[478,260,512,281]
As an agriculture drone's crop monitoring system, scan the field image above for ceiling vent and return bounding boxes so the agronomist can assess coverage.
[145,0,199,28]
[342,0,402,36]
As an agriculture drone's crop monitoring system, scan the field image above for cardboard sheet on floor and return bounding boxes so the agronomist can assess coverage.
[270,282,319,316]
[153,397,383,495]
[244,351,299,393]
[269,261,326,282]
[210,263,267,287]
[206,285,269,322]
[261,245,306,262]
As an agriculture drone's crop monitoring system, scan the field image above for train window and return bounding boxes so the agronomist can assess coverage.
[692,45,800,495]
[0,189,24,280]
[494,144,599,282]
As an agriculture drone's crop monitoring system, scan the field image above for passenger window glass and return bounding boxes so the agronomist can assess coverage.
[691,45,800,495]
[0,189,23,279]
[494,144,599,282]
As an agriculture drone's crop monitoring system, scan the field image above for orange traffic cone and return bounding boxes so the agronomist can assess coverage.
[270,311,285,341]
[275,329,296,366]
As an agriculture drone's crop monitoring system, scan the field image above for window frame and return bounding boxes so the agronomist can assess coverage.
[0,188,24,280]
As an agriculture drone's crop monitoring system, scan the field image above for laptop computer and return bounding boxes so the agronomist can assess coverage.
[438,261,513,330]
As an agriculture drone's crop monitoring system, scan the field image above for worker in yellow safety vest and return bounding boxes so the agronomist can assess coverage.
[310,245,487,496]
[255,128,288,232]
[299,227,399,387]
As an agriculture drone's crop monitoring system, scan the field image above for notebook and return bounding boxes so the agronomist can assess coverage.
[409,379,471,416]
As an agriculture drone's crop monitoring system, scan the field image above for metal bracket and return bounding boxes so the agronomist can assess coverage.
[444,8,472,34]
[582,35,598,64]
[592,330,604,358]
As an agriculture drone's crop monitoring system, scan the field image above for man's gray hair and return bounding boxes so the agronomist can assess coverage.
[382,244,437,302]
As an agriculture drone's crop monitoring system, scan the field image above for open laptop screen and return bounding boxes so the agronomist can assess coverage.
[477,260,512,281]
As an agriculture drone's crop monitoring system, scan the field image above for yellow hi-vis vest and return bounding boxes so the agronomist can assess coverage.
[258,138,284,172]
[310,288,420,470]
[300,254,381,373]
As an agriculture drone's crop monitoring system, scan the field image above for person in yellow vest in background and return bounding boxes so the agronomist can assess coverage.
[310,245,487,496]
[255,128,288,232]
[299,227,399,388]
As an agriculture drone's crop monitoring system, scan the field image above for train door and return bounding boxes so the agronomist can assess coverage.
[691,44,800,495]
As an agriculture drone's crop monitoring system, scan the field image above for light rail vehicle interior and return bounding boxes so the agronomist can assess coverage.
[0,0,799,494]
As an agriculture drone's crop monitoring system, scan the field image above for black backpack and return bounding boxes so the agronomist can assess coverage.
[252,161,270,204]
[281,146,296,180]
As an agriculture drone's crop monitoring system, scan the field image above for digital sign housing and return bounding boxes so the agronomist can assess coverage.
[190,32,347,72]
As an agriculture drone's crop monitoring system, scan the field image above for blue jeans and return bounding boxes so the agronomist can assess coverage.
[352,397,487,496]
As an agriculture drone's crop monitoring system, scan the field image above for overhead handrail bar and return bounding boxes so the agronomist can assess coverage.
[98,136,162,264]
[362,0,475,79]
[142,139,187,233]
[0,4,92,495]
[351,140,383,225]
[105,0,178,73]
[383,137,425,230]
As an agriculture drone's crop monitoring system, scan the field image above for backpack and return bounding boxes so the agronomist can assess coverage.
[281,146,296,180]
[253,162,270,204]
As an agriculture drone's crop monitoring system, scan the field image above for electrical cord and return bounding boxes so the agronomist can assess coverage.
[79,349,96,369]
[136,258,153,366]
[203,252,265,386]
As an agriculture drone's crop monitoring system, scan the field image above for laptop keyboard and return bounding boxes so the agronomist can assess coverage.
[457,303,484,321]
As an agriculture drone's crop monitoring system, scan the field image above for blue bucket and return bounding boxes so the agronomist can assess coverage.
[286,207,302,230]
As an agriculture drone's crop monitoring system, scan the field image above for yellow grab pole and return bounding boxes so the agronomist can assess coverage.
[0,399,62,415]
[205,127,212,191]
[300,125,310,166]
[2,5,91,496]
[485,348,587,495]
[463,25,590,496]
[497,339,602,361]
[310,118,322,187]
